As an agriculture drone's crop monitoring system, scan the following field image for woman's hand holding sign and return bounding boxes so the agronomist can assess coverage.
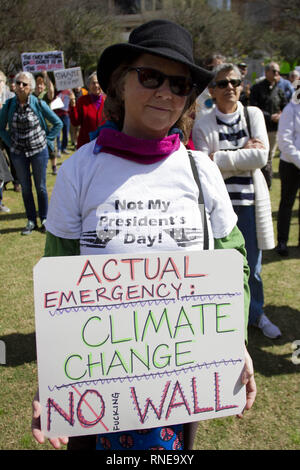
[32,390,69,449]
[237,345,256,418]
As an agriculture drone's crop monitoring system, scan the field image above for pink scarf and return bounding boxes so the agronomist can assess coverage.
[94,128,181,164]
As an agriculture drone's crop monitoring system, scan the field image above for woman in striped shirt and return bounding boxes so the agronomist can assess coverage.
[193,63,281,340]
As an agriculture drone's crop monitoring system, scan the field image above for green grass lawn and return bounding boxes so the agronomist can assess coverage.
[0,152,299,450]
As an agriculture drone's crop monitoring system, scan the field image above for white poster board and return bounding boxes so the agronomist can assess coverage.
[34,250,246,439]
[21,51,64,73]
[53,67,83,91]
[50,97,64,111]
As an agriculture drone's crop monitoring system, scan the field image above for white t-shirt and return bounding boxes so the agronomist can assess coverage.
[46,141,237,255]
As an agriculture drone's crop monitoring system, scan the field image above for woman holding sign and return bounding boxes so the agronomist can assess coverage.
[32,20,256,450]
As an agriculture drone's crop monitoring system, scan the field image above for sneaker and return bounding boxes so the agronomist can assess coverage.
[276,241,288,257]
[52,165,57,175]
[21,220,36,235]
[40,219,47,233]
[0,203,10,213]
[258,313,282,339]
[62,149,71,155]
[57,151,61,158]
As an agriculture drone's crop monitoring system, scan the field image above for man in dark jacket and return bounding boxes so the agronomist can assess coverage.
[250,62,287,188]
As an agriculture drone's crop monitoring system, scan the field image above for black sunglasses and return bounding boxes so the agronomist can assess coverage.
[128,67,196,96]
[215,78,242,89]
[16,80,30,87]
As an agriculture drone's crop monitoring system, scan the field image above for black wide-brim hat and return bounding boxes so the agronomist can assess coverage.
[97,19,214,95]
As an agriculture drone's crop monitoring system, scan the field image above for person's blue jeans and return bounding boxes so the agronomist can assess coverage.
[234,205,264,325]
[56,114,70,152]
[11,146,49,224]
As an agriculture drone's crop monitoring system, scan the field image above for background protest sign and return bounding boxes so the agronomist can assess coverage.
[21,51,64,73]
[53,67,83,91]
[34,249,246,439]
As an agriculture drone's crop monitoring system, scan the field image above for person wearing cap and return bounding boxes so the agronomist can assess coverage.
[238,62,251,107]
[31,20,256,451]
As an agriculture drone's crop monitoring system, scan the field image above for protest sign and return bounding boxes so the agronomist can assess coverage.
[53,67,83,91]
[21,51,64,73]
[34,249,246,439]
[50,96,64,111]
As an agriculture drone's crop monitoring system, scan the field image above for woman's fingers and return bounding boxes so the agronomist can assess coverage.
[237,346,257,418]
[31,391,69,449]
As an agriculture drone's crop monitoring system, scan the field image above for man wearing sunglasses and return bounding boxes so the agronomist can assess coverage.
[193,63,281,340]
[250,62,287,188]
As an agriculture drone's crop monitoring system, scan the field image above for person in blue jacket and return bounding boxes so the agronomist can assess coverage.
[0,71,62,235]
[277,75,295,102]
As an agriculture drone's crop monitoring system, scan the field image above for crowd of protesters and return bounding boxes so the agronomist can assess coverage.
[0,69,106,233]
[0,19,299,452]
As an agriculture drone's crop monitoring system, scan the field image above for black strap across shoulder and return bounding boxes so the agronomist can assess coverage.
[187,150,209,250]
[244,106,252,138]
